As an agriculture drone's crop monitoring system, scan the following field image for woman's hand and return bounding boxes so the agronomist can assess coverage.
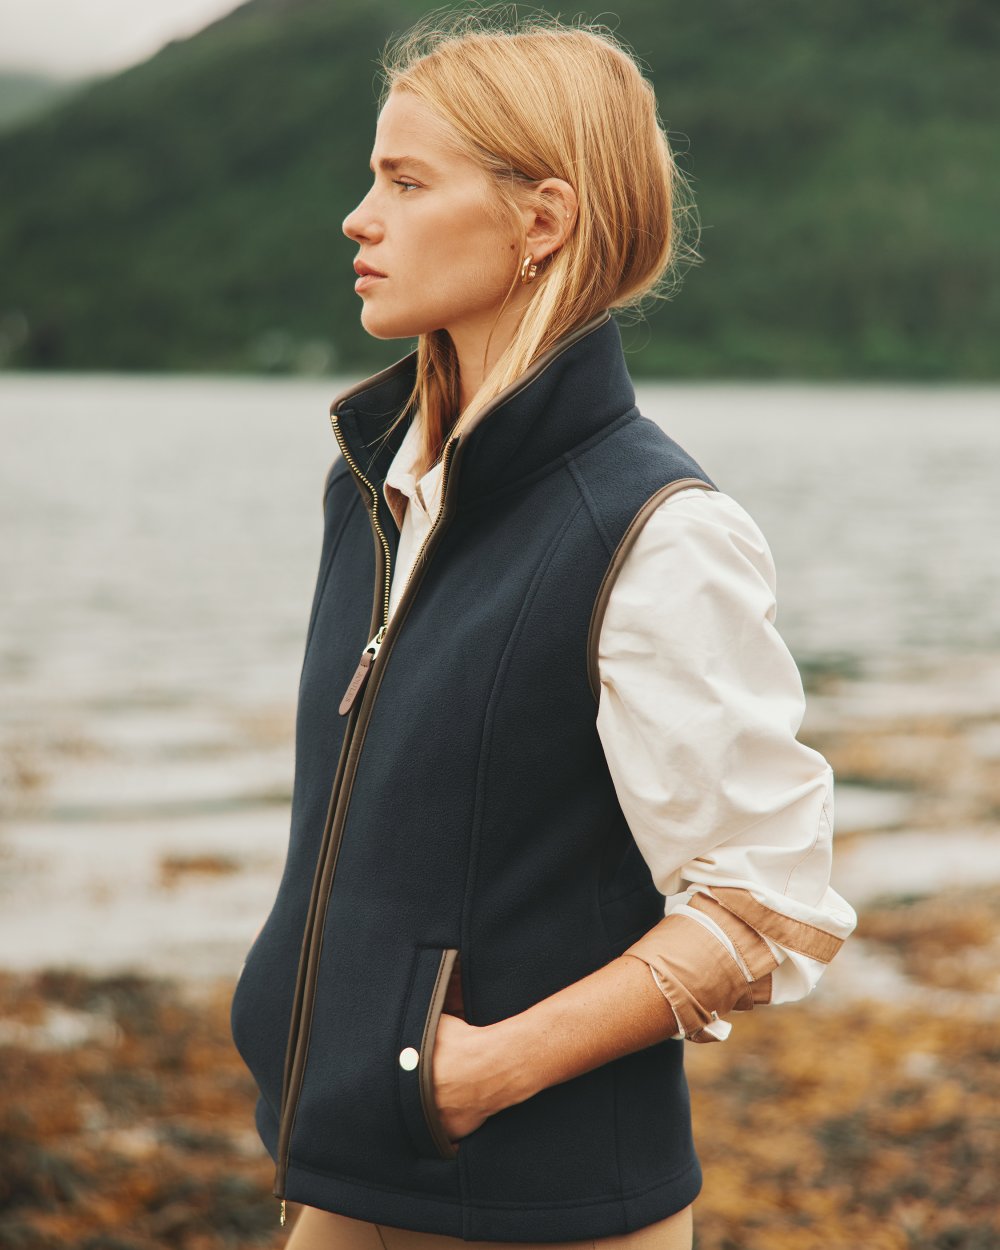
[429,950,685,1148]
[430,1012,531,1145]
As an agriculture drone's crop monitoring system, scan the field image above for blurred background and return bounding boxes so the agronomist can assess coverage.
[0,2,998,1248]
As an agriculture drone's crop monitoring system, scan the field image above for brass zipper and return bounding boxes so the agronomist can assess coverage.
[328,411,393,713]
[331,411,458,714]
[272,413,460,1219]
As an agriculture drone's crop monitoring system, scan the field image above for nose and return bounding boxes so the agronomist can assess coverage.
[342,188,382,243]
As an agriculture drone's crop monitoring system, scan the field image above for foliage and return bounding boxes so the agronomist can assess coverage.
[0,71,81,133]
[0,0,997,377]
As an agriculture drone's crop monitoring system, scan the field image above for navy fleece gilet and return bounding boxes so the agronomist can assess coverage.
[230,311,717,1241]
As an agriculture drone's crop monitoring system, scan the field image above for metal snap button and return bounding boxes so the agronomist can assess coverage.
[399,1046,419,1070]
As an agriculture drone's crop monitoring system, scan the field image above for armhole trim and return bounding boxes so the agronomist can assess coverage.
[586,476,717,704]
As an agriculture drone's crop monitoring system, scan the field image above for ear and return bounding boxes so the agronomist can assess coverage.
[521,177,578,264]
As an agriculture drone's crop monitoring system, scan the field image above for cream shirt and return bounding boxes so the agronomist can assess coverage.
[379,411,856,1042]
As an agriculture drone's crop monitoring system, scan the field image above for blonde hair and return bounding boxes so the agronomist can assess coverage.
[375,7,701,478]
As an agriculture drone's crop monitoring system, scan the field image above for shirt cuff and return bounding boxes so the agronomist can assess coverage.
[621,891,781,1043]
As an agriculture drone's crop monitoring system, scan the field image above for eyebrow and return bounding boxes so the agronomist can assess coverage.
[370,155,438,177]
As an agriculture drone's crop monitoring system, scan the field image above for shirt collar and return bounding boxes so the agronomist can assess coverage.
[383,408,444,530]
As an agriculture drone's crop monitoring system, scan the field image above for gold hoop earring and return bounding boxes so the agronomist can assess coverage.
[519,254,538,284]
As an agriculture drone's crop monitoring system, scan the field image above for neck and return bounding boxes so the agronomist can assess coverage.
[446,292,532,417]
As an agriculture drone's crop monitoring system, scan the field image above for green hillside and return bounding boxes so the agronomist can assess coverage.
[0,0,996,378]
[0,70,81,132]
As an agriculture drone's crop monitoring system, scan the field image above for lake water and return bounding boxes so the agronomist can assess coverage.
[1,373,998,981]
[4,376,999,713]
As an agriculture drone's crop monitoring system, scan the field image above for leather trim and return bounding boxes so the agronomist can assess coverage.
[328,309,612,429]
[587,477,717,704]
[329,351,418,416]
[419,948,460,1160]
[709,886,846,963]
[443,950,466,1019]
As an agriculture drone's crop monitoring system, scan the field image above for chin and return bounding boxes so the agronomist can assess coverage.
[359,304,429,342]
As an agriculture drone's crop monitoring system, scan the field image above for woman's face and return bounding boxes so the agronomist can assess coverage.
[342,90,523,341]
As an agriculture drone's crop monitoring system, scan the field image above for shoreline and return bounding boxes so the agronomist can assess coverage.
[2,652,998,1248]
[1,960,995,1250]
[3,656,999,1003]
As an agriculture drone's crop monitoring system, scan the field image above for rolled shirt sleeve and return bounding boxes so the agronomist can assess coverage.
[595,486,858,1042]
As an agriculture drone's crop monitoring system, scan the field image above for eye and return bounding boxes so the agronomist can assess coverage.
[393,179,420,193]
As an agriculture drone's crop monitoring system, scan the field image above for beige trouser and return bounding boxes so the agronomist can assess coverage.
[284,1203,693,1250]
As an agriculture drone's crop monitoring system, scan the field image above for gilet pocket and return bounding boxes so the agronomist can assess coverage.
[396,946,460,1161]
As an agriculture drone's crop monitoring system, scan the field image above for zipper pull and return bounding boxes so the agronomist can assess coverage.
[338,626,386,715]
[279,1198,286,1226]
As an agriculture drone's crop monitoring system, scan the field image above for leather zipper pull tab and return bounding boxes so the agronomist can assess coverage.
[338,651,373,715]
[338,626,386,715]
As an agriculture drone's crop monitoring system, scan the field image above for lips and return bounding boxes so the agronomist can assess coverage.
[354,259,387,294]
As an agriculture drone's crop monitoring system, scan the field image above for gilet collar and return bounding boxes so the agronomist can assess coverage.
[329,309,636,510]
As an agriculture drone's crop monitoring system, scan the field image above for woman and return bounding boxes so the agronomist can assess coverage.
[229,12,857,1249]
